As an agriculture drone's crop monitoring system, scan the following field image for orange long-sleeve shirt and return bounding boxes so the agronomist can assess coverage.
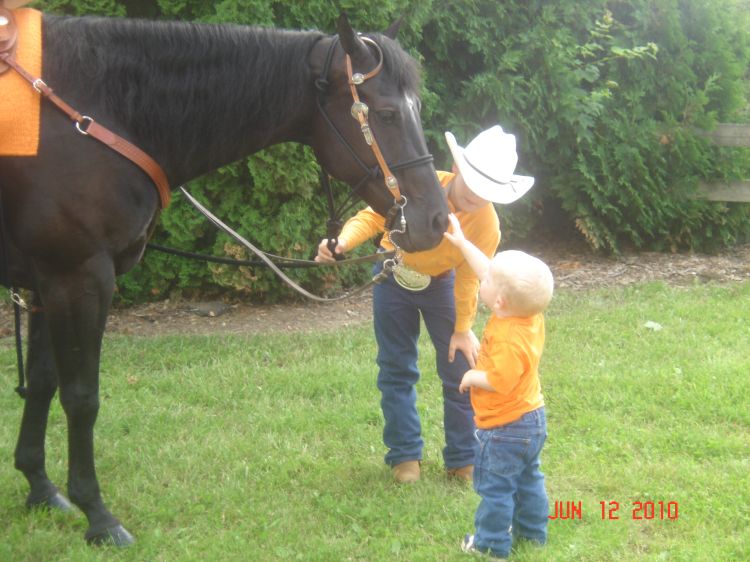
[339,171,500,332]
[471,313,546,428]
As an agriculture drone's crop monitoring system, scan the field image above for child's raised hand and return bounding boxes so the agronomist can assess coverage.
[443,214,466,247]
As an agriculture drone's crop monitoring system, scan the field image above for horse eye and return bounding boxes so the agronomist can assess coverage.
[377,110,397,125]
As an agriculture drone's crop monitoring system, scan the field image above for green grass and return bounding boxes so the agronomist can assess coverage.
[1,281,749,561]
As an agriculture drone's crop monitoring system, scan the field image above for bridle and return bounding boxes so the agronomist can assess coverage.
[155,34,437,303]
[177,34,439,301]
[313,34,436,259]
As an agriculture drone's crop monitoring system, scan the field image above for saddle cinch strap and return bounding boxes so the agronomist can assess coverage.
[0,7,19,74]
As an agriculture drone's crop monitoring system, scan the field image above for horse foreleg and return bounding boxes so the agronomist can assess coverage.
[14,293,73,512]
[36,254,134,547]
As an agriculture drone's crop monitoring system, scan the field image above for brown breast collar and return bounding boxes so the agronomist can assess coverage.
[0,7,171,208]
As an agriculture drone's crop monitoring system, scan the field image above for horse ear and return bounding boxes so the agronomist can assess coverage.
[336,12,368,58]
[383,17,403,39]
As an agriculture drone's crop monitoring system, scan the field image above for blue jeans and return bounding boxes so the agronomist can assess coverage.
[473,407,548,558]
[372,264,476,469]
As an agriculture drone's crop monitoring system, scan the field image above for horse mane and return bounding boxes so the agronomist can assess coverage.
[43,15,325,168]
[41,15,421,179]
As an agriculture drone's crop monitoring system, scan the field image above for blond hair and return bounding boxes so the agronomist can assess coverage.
[489,250,554,317]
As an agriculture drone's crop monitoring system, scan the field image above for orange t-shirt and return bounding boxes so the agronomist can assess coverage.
[471,313,546,428]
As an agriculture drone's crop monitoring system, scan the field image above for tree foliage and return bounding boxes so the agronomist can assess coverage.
[30,0,750,301]
[419,0,750,252]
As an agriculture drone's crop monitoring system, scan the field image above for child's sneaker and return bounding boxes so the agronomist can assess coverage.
[461,534,477,553]
[460,534,508,560]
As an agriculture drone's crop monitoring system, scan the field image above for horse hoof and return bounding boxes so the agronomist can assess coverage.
[26,491,74,512]
[85,524,135,547]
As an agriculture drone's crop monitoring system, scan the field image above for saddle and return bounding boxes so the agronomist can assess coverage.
[0,7,18,74]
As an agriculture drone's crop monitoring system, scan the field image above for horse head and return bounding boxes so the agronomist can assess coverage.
[309,14,448,253]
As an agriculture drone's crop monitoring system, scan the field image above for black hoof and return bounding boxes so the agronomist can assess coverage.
[85,524,135,547]
[26,491,74,512]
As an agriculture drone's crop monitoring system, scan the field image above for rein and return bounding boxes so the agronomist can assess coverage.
[180,187,384,302]
[147,241,392,269]
[148,173,394,271]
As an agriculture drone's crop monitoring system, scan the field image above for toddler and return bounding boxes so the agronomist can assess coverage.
[444,214,554,559]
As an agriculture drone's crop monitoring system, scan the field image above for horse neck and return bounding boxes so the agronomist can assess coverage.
[45,16,324,185]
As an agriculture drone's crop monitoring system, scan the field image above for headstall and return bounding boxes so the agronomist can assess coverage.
[314,34,435,263]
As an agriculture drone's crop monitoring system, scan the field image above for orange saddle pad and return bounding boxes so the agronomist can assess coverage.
[0,8,42,156]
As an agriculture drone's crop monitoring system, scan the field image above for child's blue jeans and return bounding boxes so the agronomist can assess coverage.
[372,265,477,469]
[473,407,548,558]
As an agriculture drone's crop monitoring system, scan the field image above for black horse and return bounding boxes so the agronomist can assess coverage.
[0,12,448,546]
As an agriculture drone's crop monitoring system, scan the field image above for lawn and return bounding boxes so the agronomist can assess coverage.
[1,281,748,561]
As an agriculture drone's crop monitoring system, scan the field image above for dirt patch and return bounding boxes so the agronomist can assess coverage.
[103,296,375,337]
[2,242,749,338]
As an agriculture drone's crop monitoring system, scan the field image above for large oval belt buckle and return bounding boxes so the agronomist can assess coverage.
[392,264,431,291]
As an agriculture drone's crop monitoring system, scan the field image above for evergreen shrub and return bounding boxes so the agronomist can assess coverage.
[31,0,750,301]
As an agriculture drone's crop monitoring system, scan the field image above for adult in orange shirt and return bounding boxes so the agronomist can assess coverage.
[444,214,553,559]
[317,126,534,484]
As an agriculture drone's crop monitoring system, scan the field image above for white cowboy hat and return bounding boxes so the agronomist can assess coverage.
[3,1,33,9]
[445,125,535,204]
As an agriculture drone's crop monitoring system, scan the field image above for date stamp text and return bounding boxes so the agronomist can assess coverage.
[548,500,679,521]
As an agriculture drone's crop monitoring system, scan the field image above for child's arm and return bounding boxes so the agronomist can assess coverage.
[443,214,491,280]
[459,369,497,393]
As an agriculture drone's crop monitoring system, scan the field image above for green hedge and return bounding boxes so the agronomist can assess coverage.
[418,0,750,251]
[31,0,750,301]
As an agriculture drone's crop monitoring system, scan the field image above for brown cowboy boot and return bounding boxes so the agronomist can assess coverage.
[446,464,474,482]
[392,460,420,483]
